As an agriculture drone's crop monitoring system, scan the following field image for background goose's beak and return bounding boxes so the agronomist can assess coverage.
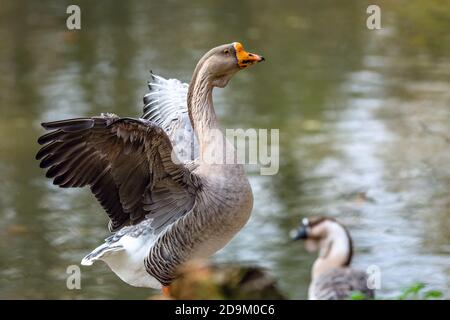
[290,225,308,241]
[234,42,265,68]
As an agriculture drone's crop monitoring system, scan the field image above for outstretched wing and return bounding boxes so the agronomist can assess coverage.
[36,114,200,232]
[142,73,199,162]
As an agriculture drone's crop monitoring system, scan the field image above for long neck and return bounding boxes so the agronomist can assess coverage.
[187,62,225,162]
[311,224,352,280]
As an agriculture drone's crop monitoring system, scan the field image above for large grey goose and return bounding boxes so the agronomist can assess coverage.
[291,217,375,300]
[36,42,264,291]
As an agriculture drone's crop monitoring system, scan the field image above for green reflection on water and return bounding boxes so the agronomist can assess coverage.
[0,0,448,299]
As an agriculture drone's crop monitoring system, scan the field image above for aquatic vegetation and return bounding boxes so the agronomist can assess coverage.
[348,282,444,300]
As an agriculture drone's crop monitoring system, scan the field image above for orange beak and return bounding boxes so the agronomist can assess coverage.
[233,42,265,68]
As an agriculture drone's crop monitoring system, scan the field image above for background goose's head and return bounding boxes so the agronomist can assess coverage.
[196,42,264,88]
[291,217,353,260]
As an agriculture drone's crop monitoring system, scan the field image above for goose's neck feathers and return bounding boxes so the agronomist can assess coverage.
[311,221,353,280]
[187,60,226,162]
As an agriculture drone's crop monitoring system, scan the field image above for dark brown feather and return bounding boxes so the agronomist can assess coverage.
[36,115,199,232]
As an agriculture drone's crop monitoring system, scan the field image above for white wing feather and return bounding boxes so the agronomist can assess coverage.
[142,73,198,162]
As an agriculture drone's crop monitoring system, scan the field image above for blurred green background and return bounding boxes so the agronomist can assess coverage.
[0,0,449,299]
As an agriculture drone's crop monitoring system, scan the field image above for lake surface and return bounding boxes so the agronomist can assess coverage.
[0,0,448,299]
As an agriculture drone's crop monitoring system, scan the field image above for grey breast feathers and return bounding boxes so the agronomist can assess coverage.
[312,268,375,300]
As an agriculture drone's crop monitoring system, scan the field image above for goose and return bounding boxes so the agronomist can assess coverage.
[291,217,375,300]
[36,42,264,292]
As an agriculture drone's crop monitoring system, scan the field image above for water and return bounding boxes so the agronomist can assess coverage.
[0,0,449,299]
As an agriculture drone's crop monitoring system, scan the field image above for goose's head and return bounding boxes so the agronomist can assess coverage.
[196,42,264,88]
[290,217,353,260]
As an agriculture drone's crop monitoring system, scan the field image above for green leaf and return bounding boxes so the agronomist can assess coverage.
[348,291,366,300]
[398,282,426,300]
[424,290,443,299]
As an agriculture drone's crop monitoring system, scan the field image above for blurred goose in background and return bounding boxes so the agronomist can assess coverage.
[291,217,375,300]
[36,42,264,291]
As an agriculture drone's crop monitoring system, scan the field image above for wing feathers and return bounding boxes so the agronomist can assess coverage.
[37,115,198,232]
[42,118,95,132]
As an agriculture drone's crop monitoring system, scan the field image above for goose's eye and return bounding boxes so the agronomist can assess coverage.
[223,49,230,55]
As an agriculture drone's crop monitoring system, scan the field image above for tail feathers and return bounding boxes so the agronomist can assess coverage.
[81,243,124,266]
